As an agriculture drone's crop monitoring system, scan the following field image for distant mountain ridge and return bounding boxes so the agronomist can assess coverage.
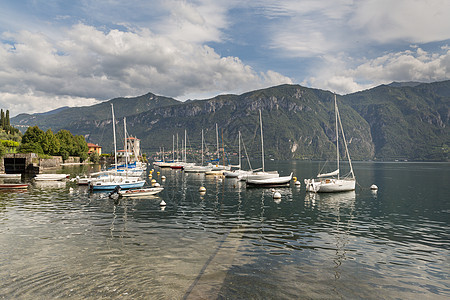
[11,81,450,161]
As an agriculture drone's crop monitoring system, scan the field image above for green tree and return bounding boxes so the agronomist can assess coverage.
[18,142,44,154]
[56,129,76,157]
[89,151,100,163]
[19,126,45,154]
[22,126,45,145]
[42,129,60,155]
[60,149,70,161]
[0,109,4,129]
[74,135,88,155]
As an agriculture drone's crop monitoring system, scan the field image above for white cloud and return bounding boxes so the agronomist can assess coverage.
[304,47,450,94]
[0,91,99,116]
[258,0,450,57]
[0,21,291,115]
[350,0,450,44]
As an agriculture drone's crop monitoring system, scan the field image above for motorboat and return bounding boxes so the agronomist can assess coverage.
[34,174,69,181]
[118,186,164,197]
[246,173,293,187]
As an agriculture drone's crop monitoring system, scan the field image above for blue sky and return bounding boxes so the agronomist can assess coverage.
[1,0,450,116]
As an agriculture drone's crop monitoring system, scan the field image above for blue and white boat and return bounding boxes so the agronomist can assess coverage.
[90,176,145,190]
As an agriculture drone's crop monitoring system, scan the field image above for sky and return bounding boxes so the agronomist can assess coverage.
[1,0,450,116]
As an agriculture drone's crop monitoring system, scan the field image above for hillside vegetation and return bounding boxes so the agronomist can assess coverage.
[11,81,450,161]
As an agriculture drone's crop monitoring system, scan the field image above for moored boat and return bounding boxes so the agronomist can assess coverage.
[0,183,28,189]
[34,174,69,181]
[304,95,356,193]
[118,186,164,197]
[246,173,293,187]
[0,173,22,179]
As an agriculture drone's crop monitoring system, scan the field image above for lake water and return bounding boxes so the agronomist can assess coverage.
[0,161,449,299]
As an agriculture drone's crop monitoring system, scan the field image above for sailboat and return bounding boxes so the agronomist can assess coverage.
[245,110,293,187]
[90,105,145,191]
[305,95,356,193]
[205,124,231,175]
[224,131,253,179]
[184,129,213,173]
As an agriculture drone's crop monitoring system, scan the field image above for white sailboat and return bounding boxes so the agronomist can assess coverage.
[245,110,281,185]
[205,124,231,175]
[224,131,253,178]
[305,95,356,193]
[184,129,213,173]
[90,104,145,191]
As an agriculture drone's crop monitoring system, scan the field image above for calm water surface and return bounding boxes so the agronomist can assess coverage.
[0,161,449,299]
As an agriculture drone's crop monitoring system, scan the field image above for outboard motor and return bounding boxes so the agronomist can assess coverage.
[109,185,121,199]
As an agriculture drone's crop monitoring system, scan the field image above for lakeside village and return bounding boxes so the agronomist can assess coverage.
[0,108,146,173]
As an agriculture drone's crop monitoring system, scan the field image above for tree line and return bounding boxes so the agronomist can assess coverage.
[18,126,89,162]
[1,109,20,135]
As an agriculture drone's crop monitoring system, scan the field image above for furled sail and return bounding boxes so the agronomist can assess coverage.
[317,169,339,178]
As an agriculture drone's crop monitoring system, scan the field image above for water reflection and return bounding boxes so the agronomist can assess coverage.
[0,162,448,299]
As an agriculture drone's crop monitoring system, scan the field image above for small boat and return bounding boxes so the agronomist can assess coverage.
[90,177,146,190]
[246,173,293,187]
[34,174,69,181]
[0,173,22,179]
[184,164,213,173]
[0,183,28,189]
[74,175,92,185]
[118,187,164,197]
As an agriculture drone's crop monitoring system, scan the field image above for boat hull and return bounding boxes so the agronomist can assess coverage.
[184,166,212,173]
[34,174,69,181]
[0,183,28,189]
[91,180,146,190]
[119,187,164,197]
[305,178,356,193]
[246,173,292,187]
[245,171,279,181]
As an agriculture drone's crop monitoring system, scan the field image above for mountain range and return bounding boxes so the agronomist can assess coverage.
[11,81,450,161]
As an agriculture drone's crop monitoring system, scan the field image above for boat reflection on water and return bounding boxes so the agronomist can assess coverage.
[305,191,356,282]
[33,180,67,189]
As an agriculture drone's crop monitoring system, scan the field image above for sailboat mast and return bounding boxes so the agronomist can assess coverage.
[336,100,355,179]
[201,129,204,166]
[259,109,265,172]
[124,117,128,176]
[111,104,117,171]
[222,129,225,166]
[184,129,187,162]
[238,131,241,170]
[216,123,219,160]
[173,135,175,162]
[335,95,339,180]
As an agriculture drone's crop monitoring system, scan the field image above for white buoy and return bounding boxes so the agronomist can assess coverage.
[199,186,206,192]
[161,176,166,180]
[273,191,281,199]
[295,181,301,186]
[154,183,160,187]
[370,184,378,190]
[69,187,74,193]
[160,200,166,206]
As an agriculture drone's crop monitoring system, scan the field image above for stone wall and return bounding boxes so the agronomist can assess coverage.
[38,156,63,168]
